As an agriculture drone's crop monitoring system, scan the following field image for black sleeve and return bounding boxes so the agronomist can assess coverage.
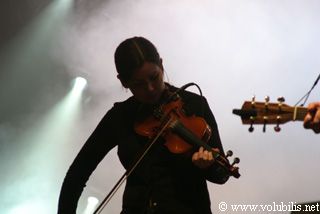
[199,97,230,184]
[57,108,118,214]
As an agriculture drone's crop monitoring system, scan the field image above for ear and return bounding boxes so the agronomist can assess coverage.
[117,74,129,88]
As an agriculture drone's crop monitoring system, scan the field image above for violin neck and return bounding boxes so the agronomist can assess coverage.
[171,121,220,159]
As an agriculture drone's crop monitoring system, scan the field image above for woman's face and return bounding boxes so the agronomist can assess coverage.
[125,62,166,104]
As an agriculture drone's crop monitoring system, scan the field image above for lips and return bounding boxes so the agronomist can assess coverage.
[145,92,161,103]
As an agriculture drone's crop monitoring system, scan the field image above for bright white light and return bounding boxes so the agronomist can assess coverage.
[83,196,99,214]
[69,76,87,99]
[74,77,87,91]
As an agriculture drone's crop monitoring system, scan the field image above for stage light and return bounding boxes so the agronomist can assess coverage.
[69,76,88,99]
[74,76,88,91]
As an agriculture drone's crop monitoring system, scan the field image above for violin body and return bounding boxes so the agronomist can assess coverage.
[134,98,212,154]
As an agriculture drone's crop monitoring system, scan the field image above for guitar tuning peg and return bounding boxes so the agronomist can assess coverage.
[277,96,285,103]
[248,124,254,132]
[274,125,281,132]
[232,157,240,166]
[248,116,254,132]
[263,116,267,132]
[226,150,233,158]
[264,96,270,112]
[251,95,256,107]
[274,116,281,132]
[265,96,270,103]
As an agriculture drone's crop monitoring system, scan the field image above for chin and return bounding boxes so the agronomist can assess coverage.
[144,96,160,104]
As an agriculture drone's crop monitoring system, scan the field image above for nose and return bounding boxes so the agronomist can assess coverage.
[146,81,155,92]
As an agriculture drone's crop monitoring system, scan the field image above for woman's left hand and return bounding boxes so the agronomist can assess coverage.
[304,102,320,133]
[192,147,219,169]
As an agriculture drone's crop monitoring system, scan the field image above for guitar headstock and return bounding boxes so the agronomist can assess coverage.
[233,96,308,132]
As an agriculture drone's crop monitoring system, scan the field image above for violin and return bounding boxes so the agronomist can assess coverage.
[134,93,240,179]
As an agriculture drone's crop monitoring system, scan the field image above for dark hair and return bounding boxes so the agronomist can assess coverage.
[114,37,161,81]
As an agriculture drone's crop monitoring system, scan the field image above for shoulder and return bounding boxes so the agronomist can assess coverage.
[113,96,137,109]
[97,96,139,130]
[168,83,205,102]
[168,83,210,116]
[170,84,207,107]
[181,89,206,103]
[108,96,139,118]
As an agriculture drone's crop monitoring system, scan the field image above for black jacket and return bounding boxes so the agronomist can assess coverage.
[58,84,229,214]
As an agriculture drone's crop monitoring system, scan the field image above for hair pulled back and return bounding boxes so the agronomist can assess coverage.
[114,37,161,81]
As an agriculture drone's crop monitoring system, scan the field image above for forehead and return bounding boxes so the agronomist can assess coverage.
[131,62,161,81]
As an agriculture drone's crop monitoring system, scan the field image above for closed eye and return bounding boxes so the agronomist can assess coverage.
[150,73,160,81]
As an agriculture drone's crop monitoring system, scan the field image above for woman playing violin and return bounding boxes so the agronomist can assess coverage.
[58,37,232,214]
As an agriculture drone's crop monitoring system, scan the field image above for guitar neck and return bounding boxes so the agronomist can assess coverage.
[287,106,308,121]
[234,101,309,125]
[234,99,310,131]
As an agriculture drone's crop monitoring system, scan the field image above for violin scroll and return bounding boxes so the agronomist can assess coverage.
[216,150,240,178]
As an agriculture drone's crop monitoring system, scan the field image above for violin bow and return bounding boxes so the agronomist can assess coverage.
[233,96,308,132]
[93,117,174,214]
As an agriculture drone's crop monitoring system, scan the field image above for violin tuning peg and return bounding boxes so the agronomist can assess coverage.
[232,157,240,166]
[226,150,233,158]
